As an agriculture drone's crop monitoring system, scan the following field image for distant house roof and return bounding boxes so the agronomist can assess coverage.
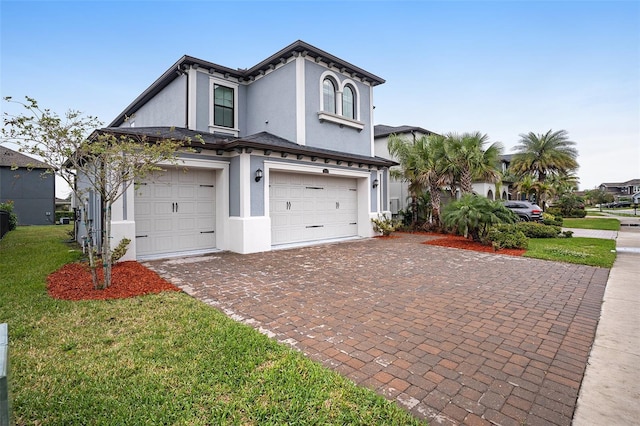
[599,179,640,188]
[109,40,386,128]
[373,125,438,139]
[96,127,396,168]
[0,146,53,169]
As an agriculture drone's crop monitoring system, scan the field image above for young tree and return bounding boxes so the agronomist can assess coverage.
[2,96,191,288]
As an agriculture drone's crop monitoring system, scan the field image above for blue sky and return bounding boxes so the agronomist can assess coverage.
[1,0,638,193]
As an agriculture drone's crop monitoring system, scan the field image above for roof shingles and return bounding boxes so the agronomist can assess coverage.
[0,146,53,169]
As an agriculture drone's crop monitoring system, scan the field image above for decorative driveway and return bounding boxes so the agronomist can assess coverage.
[146,234,609,426]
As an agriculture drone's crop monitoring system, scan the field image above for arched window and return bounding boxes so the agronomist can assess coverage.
[322,78,336,114]
[342,85,355,119]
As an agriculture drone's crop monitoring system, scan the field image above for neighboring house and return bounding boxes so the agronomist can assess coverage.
[76,40,394,261]
[373,125,511,215]
[374,125,436,214]
[599,179,640,200]
[0,146,55,225]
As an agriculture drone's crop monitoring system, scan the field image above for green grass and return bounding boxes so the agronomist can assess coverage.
[0,226,425,425]
[562,217,621,231]
[524,237,616,268]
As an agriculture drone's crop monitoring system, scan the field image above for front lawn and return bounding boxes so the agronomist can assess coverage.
[524,237,616,268]
[562,217,620,231]
[0,226,424,425]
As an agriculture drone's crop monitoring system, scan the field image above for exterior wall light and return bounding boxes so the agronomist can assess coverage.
[373,178,379,188]
[255,168,263,182]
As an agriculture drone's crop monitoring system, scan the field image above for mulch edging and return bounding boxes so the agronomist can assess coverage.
[47,261,180,301]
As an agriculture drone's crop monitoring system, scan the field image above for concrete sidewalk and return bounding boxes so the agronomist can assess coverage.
[573,222,640,425]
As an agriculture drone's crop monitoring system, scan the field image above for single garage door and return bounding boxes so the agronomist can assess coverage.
[134,168,216,258]
[270,172,358,245]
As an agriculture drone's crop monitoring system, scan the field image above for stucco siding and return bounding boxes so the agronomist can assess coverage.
[121,77,186,128]
[196,71,210,131]
[245,62,297,141]
[229,156,240,216]
[304,60,372,156]
[250,155,265,216]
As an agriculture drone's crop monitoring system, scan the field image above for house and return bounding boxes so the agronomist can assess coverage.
[599,179,640,200]
[76,40,394,261]
[373,125,511,215]
[0,146,55,225]
[374,125,436,214]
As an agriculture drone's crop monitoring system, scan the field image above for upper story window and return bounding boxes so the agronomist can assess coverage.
[322,78,337,114]
[342,85,355,120]
[317,72,364,131]
[209,76,239,136]
[214,84,234,128]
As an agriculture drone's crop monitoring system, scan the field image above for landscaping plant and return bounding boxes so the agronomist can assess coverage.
[0,200,18,231]
[371,213,400,236]
[2,96,195,289]
[516,222,562,238]
[442,194,518,242]
[485,224,528,250]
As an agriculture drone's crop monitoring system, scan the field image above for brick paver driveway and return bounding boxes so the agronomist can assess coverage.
[146,233,609,426]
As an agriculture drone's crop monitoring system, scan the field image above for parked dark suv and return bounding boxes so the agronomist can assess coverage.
[503,200,542,221]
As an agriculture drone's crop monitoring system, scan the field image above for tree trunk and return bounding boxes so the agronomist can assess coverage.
[430,183,442,229]
[83,207,100,289]
[102,204,112,288]
[460,168,473,194]
[411,195,418,228]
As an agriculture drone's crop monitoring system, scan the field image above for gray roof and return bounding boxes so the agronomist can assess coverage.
[96,127,396,168]
[600,179,640,188]
[0,146,52,169]
[374,125,438,139]
[109,40,386,128]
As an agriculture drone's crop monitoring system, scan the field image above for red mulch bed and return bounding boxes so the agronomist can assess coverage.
[422,233,526,256]
[47,261,181,301]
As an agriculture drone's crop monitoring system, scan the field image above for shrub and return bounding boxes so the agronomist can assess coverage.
[442,195,518,242]
[542,212,563,227]
[111,238,131,262]
[0,201,18,231]
[371,214,400,236]
[553,193,586,217]
[486,225,528,250]
[516,222,561,238]
[546,207,562,217]
[562,230,574,238]
[568,209,587,218]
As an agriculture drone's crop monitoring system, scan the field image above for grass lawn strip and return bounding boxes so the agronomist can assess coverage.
[0,226,425,425]
[524,237,616,268]
[563,217,620,231]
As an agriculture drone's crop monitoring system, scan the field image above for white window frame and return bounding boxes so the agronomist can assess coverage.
[209,77,239,136]
[318,71,363,131]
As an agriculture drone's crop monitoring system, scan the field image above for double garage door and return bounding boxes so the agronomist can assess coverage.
[270,172,358,245]
[134,168,216,258]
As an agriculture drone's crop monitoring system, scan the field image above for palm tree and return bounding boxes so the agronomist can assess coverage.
[439,132,504,195]
[510,129,579,207]
[388,134,429,227]
[388,134,448,229]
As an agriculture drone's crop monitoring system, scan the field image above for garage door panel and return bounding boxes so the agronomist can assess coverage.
[135,168,216,257]
[270,172,358,246]
[153,184,172,199]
